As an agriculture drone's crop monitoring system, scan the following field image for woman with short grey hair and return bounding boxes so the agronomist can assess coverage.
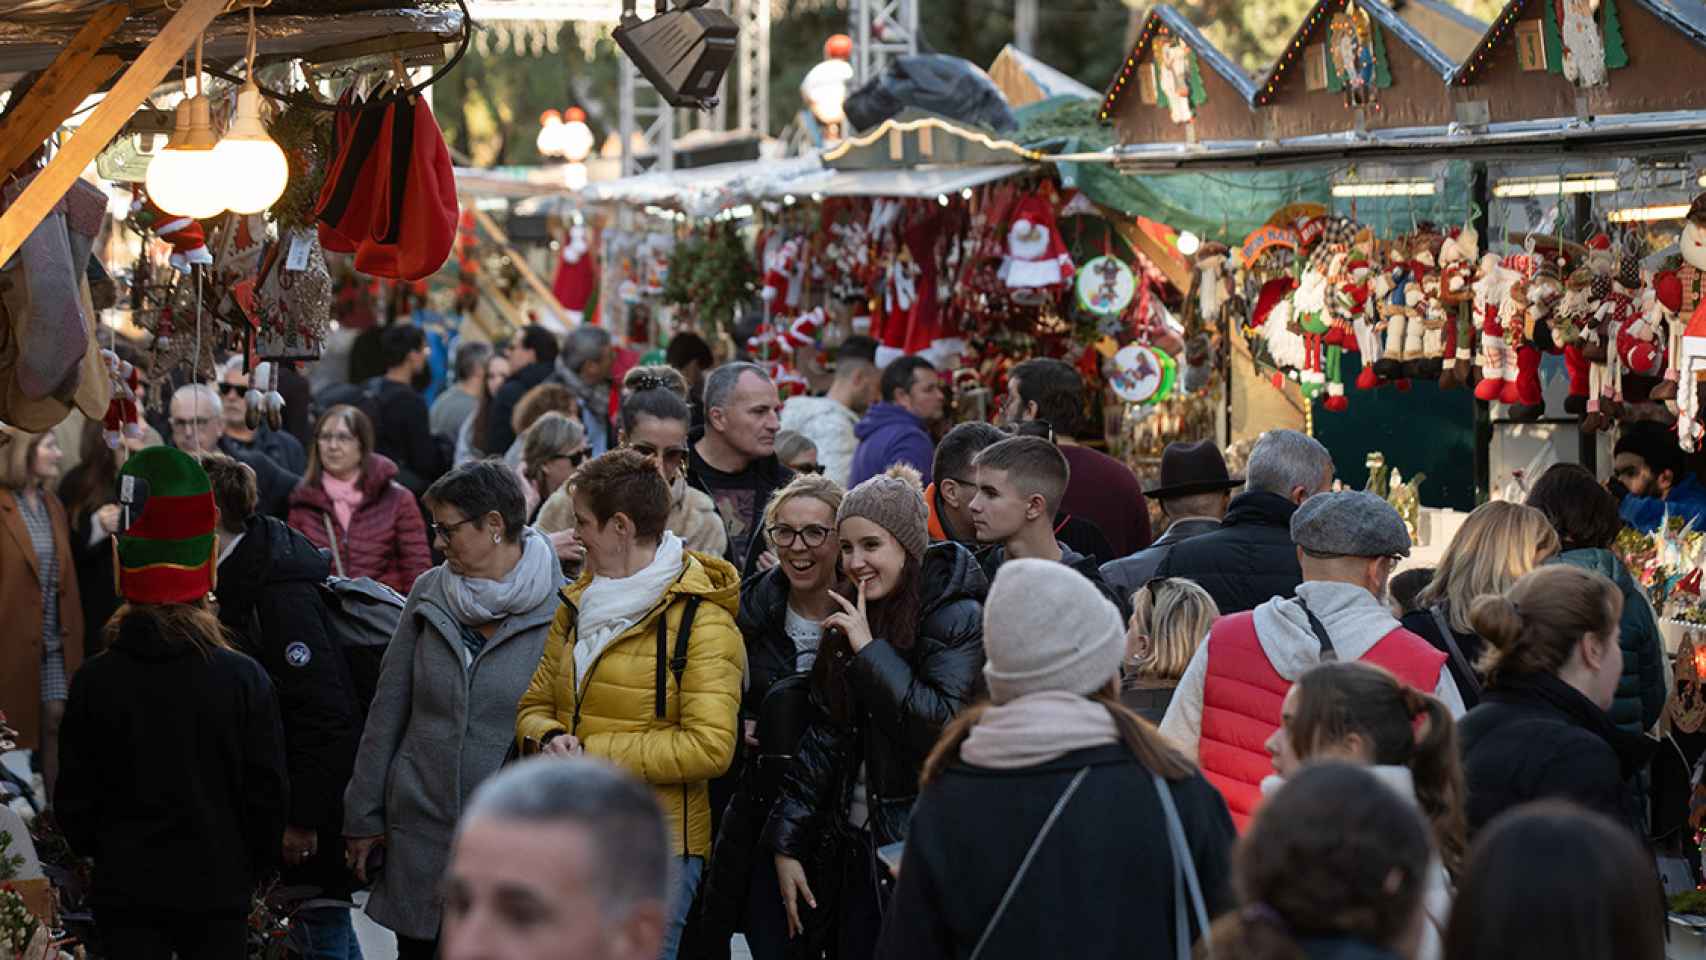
[342,460,565,960]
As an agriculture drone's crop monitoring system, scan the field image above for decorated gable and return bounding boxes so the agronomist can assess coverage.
[1254,0,1459,138]
[1099,5,1264,144]
[1452,0,1706,121]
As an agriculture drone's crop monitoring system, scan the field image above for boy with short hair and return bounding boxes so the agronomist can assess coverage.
[970,436,1126,614]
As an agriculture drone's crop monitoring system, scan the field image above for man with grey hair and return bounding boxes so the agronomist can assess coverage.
[431,340,492,441]
[441,758,670,960]
[554,325,616,456]
[1158,490,1464,830]
[688,361,792,575]
[171,382,299,517]
[1155,429,1335,615]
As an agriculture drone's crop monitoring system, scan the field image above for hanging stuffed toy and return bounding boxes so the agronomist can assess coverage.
[100,348,145,448]
[551,222,597,324]
[1472,254,1520,403]
[1558,267,1597,415]
[760,233,806,322]
[1655,196,1706,400]
[132,192,214,273]
[1372,238,1413,381]
[1438,225,1480,389]
[998,194,1074,303]
[1510,259,1565,421]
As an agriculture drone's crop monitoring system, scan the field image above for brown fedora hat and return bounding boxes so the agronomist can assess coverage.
[1146,440,1243,499]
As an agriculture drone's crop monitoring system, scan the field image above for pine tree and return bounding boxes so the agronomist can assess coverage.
[1155,61,1171,111]
[1543,0,1565,72]
[1188,52,1208,107]
[1603,0,1630,69]
[1372,23,1392,87]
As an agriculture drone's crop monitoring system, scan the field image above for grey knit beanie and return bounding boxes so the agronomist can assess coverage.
[836,464,929,561]
[982,559,1126,704]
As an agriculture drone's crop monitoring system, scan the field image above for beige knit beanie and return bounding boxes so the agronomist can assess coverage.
[836,464,929,561]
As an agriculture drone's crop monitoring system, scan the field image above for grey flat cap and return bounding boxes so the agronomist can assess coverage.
[1290,490,1412,559]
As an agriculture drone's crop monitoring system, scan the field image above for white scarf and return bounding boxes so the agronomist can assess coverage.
[442,527,561,626]
[574,532,685,690]
[960,690,1121,770]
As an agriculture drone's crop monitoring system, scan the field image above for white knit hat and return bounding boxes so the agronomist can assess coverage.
[981,559,1126,705]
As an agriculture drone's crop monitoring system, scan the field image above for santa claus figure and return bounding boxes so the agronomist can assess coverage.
[998,195,1075,302]
[551,222,596,324]
[1558,267,1597,415]
[1438,224,1479,389]
[1509,260,1565,421]
[1472,254,1520,403]
[1655,196,1706,402]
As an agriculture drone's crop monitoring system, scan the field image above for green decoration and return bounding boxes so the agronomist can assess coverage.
[1326,42,1344,91]
[1188,52,1208,106]
[1154,60,1169,110]
[1603,0,1630,69]
[266,101,334,231]
[660,224,758,339]
[1372,24,1392,88]
[1543,2,1565,73]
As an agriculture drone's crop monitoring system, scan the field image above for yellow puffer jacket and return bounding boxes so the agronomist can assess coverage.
[516,549,745,856]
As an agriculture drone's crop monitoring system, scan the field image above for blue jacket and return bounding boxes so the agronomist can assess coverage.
[848,403,934,488]
[1548,548,1667,735]
[1621,474,1706,533]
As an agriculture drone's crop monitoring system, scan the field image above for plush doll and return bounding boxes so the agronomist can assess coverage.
[1558,268,1597,415]
[1509,260,1565,421]
[1373,239,1414,381]
[1472,254,1520,402]
[100,349,145,448]
[1655,195,1706,401]
[1437,225,1480,389]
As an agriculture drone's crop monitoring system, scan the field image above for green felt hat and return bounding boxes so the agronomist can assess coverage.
[115,446,217,604]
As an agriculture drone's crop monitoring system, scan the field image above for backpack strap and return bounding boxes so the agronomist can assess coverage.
[655,596,704,719]
[1295,596,1338,662]
[1429,603,1483,699]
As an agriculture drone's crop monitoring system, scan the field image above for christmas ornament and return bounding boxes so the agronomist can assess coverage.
[998,195,1074,304]
[1109,343,1175,405]
[1075,255,1136,317]
[552,222,596,323]
[132,192,213,273]
[100,349,145,448]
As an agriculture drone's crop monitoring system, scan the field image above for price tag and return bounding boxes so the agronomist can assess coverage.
[285,234,310,272]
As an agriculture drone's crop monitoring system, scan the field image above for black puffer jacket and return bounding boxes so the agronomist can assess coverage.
[1459,672,1657,839]
[55,610,288,910]
[1155,491,1302,615]
[764,541,988,856]
[215,514,363,899]
[976,543,1130,619]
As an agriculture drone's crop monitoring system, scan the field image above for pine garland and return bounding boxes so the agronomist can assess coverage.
[662,225,758,338]
[266,101,334,230]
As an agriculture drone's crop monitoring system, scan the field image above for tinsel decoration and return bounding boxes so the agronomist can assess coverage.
[265,100,334,230]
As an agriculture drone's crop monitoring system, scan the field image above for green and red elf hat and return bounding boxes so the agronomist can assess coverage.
[114,446,217,604]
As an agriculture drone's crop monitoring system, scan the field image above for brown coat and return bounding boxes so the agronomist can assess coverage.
[0,487,85,749]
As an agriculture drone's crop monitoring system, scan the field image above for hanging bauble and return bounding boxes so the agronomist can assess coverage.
[1110,343,1176,405]
[1076,255,1137,318]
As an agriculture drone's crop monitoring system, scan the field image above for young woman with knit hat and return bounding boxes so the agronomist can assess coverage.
[764,465,988,960]
[876,559,1235,960]
[54,447,289,959]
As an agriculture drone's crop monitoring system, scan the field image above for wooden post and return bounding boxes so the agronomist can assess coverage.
[469,205,567,327]
[0,0,227,266]
[0,3,132,178]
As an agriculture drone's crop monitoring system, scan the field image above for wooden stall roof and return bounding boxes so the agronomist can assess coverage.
[1250,0,1459,138]
[987,45,1097,109]
[1448,0,1706,123]
[1098,5,1266,145]
[1391,0,1489,62]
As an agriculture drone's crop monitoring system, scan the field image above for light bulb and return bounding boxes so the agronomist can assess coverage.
[145,97,226,220]
[212,83,288,214]
[537,109,564,157]
[802,58,854,126]
[560,108,594,163]
[562,162,588,190]
[1177,230,1202,257]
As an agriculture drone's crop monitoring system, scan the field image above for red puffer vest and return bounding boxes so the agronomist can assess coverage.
[287,453,432,597]
[1198,610,1446,831]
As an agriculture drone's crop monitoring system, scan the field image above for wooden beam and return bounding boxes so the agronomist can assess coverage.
[0,0,226,266]
[0,3,131,178]
[469,205,567,327]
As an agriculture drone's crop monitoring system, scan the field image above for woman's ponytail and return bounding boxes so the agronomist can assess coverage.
[1403,687,1468,878]
[1470,565,1622,688]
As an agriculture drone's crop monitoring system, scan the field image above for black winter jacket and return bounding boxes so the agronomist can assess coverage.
[975,542,1130,619]
[876,744,1236,960]
[485,360,555,456]
[216,514,363,898]
[764,541,988,856]
[1550,548,1668,735]
[1400,606,1489,709]
[1459,672,1657,839]
[55,611,289,910]
[1155,491,1302,615]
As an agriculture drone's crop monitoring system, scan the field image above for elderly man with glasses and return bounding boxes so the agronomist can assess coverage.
[171,382,301,519]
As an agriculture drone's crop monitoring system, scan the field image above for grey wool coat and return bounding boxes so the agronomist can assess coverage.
[343,557,564,940]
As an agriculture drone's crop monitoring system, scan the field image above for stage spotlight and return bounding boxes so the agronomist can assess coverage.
[614,0,738,109]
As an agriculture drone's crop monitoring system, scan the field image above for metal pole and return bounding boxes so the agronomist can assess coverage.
[1014,0,1036,53]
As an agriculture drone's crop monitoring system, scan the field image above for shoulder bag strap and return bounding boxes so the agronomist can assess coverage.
[1295,596,1337,662]
[1428,603,1482,698]
[655,596,705,719]
[1153,771,1214,960]
[967,766,1090,960]
[321,514,346,578]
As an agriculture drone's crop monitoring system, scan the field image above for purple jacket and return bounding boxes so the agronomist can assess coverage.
[849,403,934,489]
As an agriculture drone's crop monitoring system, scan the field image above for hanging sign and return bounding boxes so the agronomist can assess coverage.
[1240,224,1300,267]
[1075,255,1137,317]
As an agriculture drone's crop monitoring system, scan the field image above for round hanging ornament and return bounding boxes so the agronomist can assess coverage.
[1110,343,1176,405]
[1076,255,1136,317]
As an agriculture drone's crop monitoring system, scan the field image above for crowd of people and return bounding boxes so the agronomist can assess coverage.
[0,320,1681,960]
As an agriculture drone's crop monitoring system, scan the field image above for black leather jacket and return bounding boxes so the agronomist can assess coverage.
[763,541,988,854]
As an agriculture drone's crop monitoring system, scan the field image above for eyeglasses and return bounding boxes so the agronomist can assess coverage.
[768,524,832,548]
[629,442,689,470]
[217,382,247,397]
[551,448,591,468]
[429,516,481,542]
[792,463,824,475]
[170,416,214,431]
[318,431,359,447]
